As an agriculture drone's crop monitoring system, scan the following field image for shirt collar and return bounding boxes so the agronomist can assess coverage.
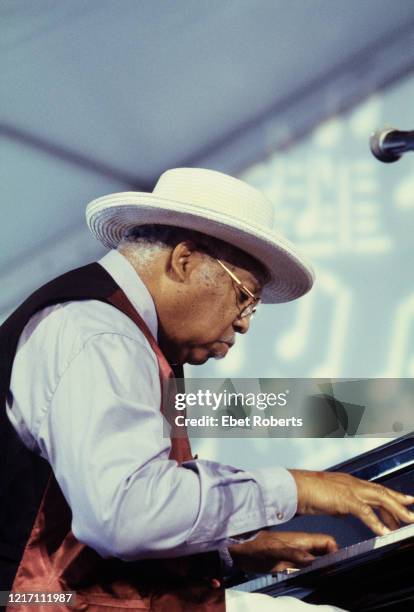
[98,250,158,340]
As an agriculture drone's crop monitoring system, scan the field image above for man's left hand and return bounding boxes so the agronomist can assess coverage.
[228,530,338,574]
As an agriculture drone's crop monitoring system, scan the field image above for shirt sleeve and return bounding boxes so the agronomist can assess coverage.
[36,332,297,561]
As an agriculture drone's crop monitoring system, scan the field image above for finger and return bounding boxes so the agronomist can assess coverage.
[275,531,338,554]
[381,486,414,507]
[378,507,400,531]
[351,501,391,536]
[278,545,315,567]
[368,484,414,525]
[271,560,295,572]
[299,533,339,555]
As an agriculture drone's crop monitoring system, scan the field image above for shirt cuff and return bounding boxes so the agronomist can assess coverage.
[249,466,298,526]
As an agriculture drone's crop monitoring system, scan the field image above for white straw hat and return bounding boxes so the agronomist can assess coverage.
[86,167,314,304]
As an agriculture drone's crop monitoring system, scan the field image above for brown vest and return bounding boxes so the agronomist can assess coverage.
[0,262,225,611]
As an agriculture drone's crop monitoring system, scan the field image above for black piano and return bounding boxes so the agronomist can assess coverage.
[229,433,414,611]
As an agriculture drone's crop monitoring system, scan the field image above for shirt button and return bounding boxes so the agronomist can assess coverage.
[277,512,284,520]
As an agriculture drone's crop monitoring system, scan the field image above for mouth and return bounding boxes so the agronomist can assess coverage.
[219,338,235,350]
[212,339,235,359]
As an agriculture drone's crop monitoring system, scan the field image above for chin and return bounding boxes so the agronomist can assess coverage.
[186,347,229,365]
[186,354,210,365]
[185,347,217,365]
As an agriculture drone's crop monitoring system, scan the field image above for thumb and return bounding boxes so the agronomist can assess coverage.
[271,561,296,572]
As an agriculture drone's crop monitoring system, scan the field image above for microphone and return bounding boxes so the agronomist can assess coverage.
[370,128,414,163]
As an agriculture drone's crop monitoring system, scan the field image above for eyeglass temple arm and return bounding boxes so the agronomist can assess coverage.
[216,259,257,300]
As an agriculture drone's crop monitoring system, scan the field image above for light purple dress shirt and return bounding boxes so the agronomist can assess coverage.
[6,250,297,561]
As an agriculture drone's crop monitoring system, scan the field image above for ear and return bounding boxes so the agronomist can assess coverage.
[168,241,202,282]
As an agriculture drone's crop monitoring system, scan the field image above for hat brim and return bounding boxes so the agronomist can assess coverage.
[86,192,315,304]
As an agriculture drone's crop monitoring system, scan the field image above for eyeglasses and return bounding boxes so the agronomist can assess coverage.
[216,259,261,319]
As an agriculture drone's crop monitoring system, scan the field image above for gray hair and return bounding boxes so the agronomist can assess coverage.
[118,224,269,284]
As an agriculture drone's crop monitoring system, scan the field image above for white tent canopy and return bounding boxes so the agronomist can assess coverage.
[2,0,414,320]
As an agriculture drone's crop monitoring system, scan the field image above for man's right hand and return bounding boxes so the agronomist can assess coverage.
[289,469,414,536]
[229,530,338,574]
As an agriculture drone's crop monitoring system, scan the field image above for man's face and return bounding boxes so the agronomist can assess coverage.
[168,256,263,365]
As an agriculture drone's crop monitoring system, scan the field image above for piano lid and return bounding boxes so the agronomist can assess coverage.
[326,431,414,482]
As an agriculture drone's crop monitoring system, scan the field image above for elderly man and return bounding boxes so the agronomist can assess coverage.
[1,168,413,612]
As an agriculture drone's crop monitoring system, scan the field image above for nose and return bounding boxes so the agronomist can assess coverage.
[233,315,250,334]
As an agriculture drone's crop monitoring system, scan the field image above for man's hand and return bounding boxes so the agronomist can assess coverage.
[290,469,414,536]
[228,530,338,574]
